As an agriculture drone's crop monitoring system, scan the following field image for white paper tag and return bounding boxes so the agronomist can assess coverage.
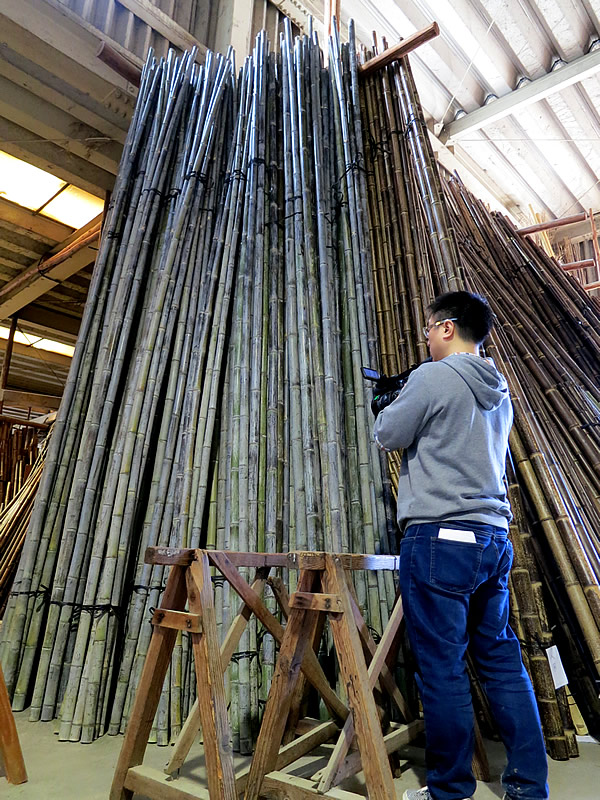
[546,645,568,689]
[438,528,476,543]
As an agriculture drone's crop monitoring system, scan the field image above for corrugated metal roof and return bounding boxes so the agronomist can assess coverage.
[342,0,600,224]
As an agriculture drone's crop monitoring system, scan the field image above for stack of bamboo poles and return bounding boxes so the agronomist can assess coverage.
[0,421,40,510]
[360,41,600,751]
[0,431,49,616]
[0,24,396,748]
[2,21,600,756]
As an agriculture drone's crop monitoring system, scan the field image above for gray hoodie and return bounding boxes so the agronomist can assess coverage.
[373,353,513,531]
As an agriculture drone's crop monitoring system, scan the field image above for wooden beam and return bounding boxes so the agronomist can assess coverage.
[0,10,135,122]
[260,771,360,800]
[1,0,139,93]
[0,116,114,197]
[0,338,72,369]
[0,49,128,146]
[442,47,600,142]
[123,766,209,799]
[290,592,343,612]
[151,609,202,633]
[0,389,61,412]
[164,572,270,776]
[186,556,237,800]
[110,565,189,800]
[588,208,600,271]
[146,546,402,571]
[0,74,122,176]
[116,0,207,56]
[360,23,440,77]
[0,413,49,430]
[124,764,211,800]
[0,223,100,319]
[561,259,596,272]
[0,198,72,243]
[16,305,80,338]
[584,280,600,291]
[97,41,142,88]
[234,721,339,794]
[517,212,588,236]
[322,720,425,788]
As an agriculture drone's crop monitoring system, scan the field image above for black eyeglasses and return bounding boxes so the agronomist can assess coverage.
[422,318,458,338]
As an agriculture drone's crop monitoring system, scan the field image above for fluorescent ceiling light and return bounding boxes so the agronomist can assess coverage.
[0,150,66,211]
[0,150,103,229]
[42,185,105,229]
[0,326,74,358]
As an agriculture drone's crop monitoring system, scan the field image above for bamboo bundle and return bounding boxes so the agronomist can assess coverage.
[2,20,599,755]
[358,42,600,750]
[0,25,396,747]
[0,432,49,616]
[0,421,40,511]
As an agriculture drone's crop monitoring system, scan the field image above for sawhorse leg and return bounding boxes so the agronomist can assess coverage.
[244,569,320,800]
[0,663,27,785]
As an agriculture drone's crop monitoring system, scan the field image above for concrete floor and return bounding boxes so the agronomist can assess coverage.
[4,712,598,799]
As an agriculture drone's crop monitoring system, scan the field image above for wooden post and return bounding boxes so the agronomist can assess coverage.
[165,570,270,776]
[322,555,397,800]
[109,565,189,800]
[0,315,18,413]
[244,569,319,800]
[186,554,237,799]
[588,208,600,280]
[0,663,27,785]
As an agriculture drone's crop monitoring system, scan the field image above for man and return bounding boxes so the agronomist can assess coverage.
[373,291,548,800]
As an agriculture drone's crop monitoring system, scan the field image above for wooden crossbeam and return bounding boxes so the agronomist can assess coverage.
[210,551,349,723]
[290,591,343,611]
[146,546,401,571]
[360,23,440,77]
[151,609,201,633]
[235,720,339,794]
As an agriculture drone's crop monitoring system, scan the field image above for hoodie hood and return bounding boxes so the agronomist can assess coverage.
[440,354,509,411]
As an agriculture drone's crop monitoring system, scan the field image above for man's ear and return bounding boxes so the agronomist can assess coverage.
[442,321,455,341]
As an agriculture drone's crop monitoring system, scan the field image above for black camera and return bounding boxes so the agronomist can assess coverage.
[362,359,431,417]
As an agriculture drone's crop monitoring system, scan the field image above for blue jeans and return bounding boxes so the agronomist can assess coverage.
[400,522,549,800]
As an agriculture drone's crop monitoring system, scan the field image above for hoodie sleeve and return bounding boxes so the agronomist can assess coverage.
[373,366,434,452]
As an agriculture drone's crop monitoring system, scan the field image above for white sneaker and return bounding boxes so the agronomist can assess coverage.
[402,790,432,800]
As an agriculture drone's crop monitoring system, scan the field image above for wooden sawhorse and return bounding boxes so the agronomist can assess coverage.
[0,661,27,785]
[110,548,422,799]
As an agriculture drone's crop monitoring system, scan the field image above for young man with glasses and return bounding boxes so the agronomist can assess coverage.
[373,291,548,800]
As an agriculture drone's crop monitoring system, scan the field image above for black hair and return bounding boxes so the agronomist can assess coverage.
[427,291,494,345]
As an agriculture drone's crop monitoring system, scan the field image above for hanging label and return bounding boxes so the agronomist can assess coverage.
[546,645,568,689]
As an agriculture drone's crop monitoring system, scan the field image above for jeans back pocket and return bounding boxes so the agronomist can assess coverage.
[429,538,485,593]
